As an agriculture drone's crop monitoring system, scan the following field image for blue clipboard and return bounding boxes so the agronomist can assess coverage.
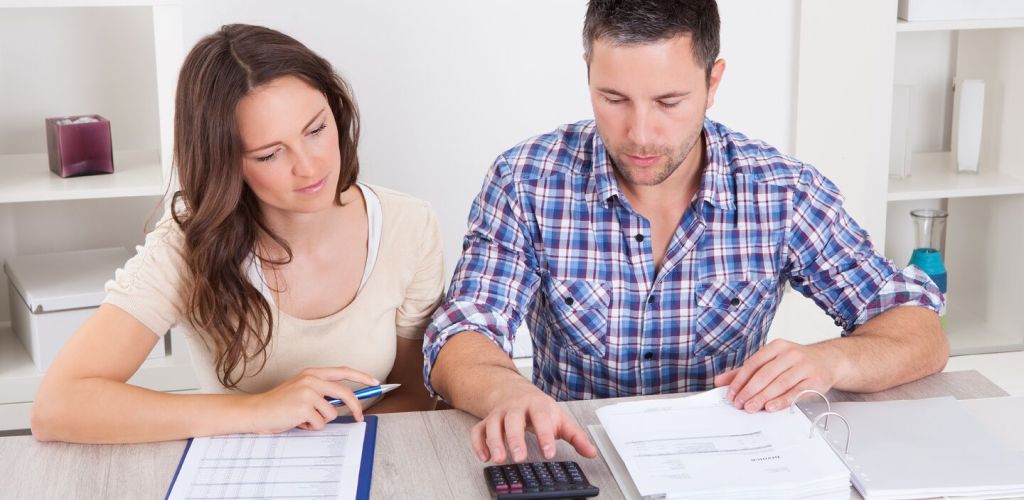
[165,415,378,500]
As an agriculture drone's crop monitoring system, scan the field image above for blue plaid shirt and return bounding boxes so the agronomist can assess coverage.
[424,118,943,401]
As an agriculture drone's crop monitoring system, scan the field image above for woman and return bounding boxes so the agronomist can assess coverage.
[31,24,444,443]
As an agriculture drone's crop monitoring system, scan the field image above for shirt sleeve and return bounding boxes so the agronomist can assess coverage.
[785,164,944,335]
[394,204,447,340]
[103,214,188,337]
[421,154,542,397]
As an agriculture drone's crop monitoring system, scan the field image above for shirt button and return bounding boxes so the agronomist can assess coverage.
[647,295,656,304]
[730,297,740,306]
[564,297,574,306]
[634,234,644,242]
[643,351,654,360]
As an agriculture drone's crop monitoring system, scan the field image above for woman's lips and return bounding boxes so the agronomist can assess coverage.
[297,176,327,193]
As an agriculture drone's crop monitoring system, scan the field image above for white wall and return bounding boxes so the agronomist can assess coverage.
[182,0,800,274]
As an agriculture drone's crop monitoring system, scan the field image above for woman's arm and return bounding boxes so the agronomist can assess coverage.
[32,304,375,443]
[366,336,436,414]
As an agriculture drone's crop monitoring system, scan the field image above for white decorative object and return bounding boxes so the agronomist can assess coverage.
[955,79,985,174]
[898,0,1024,22]
[890,85,913,179]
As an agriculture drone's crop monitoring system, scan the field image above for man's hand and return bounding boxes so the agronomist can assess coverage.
[714,339,847,413]
[471,378,598,463]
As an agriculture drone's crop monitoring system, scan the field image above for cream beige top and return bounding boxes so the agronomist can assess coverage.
[103,184,445,409]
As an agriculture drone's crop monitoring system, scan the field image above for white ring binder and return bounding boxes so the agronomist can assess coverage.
[810,411,852,455]
[791,389,831,429]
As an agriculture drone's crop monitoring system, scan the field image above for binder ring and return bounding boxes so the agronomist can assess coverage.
[791,389,831,430]
[809,411,851,455]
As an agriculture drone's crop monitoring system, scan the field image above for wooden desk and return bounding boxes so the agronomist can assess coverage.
[0,371,1007,499]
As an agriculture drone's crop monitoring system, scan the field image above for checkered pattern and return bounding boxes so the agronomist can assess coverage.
[423,118,943,401]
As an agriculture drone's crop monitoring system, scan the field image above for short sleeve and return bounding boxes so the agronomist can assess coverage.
[103,214,188,337]
[395,205,446,340]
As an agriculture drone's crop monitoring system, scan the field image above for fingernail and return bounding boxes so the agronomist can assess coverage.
[476,450,487,461]
[372,378,381,385]
[726,389,735,401]
[491,447,502,459]
[512,447,522,460]
[543,444,555,457]
[766,402,779,412]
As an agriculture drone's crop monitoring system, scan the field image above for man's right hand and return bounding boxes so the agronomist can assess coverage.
[470,378,598,463]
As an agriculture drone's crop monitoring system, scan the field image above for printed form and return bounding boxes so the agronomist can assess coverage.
[595,388,850,499]
[167,421,366,500]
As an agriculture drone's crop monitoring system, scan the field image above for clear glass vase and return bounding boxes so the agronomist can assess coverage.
[908,209,948,294]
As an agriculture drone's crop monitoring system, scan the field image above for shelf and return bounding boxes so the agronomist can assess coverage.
[887,152,1024,201]
[0,149,166,203]
[0,0,178,7]
[945,306,1024,356]
[897,17,1024,32]
[0,325,198,405]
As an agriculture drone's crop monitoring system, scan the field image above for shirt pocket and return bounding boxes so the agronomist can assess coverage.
[693,278,776,357]
[547,278,610,358]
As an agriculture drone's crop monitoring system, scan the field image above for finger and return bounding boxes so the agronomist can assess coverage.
[314,396,340,425]
[471,421,490,462]
[558,414,598,458]
[484,415,507,464]
[766,379,817,414]
[529,407,558,460]
[735,357,794,411]
[307,410,327,431]
[714,368,739,388]
[728,341,786,404]
[503,409,528,463]
[757,368,809,412]
[742,363,805,413]
[312,380,365,422]
[305,366,380,387]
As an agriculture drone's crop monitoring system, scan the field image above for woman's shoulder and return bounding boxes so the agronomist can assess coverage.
[362,183,436,223]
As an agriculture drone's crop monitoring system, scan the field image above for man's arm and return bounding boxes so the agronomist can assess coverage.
[716,305,947,412]
[423,155,596,463]
[716,163,947,412]
[430,332,597,463]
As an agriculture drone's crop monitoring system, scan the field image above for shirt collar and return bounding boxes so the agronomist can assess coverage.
[587,118,735,211]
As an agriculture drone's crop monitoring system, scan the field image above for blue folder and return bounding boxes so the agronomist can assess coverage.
[165,415,378,500]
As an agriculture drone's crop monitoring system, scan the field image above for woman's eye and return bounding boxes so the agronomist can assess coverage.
[310,122,327,135]
[255,151,278,162]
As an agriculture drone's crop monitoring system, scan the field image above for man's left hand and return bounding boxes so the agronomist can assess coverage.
[713,339,846,413]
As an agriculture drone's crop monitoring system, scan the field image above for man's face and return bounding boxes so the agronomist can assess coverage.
[588,34,724,187]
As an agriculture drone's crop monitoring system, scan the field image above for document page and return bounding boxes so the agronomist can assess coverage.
[167,421,366,500]
[596,387,849,499]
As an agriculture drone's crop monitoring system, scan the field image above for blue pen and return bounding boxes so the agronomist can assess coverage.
[325,383,401,407]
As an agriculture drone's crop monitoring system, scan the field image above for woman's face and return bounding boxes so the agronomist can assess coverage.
[236,75,342,215]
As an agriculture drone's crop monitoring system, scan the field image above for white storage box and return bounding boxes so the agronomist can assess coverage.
[898,0,1024,22]
[4,247,165,372]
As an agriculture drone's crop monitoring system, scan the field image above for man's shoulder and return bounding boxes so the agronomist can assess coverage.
[494,120,598,183]
[709,120,820,191]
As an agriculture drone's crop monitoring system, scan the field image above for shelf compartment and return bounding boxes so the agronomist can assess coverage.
[945,305,1024,356]
[0,324,198,405]
[896,18,1024,32]
[887,152,1024,201]
[0,150,166,203]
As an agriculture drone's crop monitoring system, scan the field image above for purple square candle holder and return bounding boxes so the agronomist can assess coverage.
[45,115,114,178]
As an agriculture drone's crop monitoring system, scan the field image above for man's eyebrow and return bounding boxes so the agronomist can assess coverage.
[245,107,326,153]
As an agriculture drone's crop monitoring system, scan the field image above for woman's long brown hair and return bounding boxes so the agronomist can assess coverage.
[171,24,360,388]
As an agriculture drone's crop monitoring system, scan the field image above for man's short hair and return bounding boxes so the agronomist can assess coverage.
[583,0,720,80]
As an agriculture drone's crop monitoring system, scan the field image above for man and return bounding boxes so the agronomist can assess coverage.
[423,0,947,464]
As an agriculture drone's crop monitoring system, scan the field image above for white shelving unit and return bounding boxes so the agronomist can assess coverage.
[793,1,1024,359]
[0,1,195,431]
[885,11,1024,356]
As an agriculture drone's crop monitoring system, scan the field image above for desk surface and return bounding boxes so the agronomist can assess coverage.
[0,370,1007,499]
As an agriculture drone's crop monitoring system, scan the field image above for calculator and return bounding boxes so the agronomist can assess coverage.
[484,461,600,499]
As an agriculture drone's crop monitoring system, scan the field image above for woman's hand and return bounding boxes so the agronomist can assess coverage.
[245,367,379,433]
